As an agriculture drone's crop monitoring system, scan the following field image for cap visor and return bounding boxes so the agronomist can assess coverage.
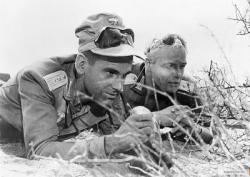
[91,44,141,58]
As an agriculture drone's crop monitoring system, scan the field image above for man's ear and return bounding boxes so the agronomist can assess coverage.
[145,58,153,76]
[75,53,89,75]
[145,58,151,68]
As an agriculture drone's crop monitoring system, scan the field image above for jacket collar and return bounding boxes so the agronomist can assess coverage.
[131,63,146,95]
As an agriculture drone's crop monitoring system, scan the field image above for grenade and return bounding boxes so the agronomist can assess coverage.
[130,106,174,169]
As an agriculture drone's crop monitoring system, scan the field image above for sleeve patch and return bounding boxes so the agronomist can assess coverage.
[43,70,68,91]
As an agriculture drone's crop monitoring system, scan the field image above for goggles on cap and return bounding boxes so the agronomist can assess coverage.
[95,27,134,49]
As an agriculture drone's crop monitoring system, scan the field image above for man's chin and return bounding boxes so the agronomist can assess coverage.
[164,87,178,93]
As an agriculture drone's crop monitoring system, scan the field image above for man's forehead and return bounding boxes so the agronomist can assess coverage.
[93,57,133,72]
[161,59,187,65]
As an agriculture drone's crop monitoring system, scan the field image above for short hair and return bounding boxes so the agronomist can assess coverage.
[144,34,187,58]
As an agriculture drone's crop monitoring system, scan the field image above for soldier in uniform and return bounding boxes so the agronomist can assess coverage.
[123,34,213,144]
[0,13,156,160]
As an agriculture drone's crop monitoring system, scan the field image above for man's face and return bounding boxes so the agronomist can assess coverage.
[84,55,132,107]
[146,46,187,93]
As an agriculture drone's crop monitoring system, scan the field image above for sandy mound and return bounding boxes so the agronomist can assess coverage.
[1,141,249,177]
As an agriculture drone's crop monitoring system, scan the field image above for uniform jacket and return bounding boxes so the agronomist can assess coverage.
[0,54,125,159]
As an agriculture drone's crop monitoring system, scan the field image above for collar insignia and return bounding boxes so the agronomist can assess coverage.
[134,76,145,92]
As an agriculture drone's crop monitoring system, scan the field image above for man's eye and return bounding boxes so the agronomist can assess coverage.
[167,64,177,69]
[106,71,116,77]
[162,64,171,69]
[180,65,186,69]
[170,64,176,68]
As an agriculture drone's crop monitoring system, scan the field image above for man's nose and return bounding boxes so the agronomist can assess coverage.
[174,67,183,78]
[112,79,123,92]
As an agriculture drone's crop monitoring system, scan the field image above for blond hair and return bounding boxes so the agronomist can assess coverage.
[145,34,187,59]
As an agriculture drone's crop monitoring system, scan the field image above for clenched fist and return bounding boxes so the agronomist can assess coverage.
[105,106,154,154]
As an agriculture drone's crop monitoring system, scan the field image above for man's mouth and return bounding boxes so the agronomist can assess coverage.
[104,93,118,100]
[168,82,180,86]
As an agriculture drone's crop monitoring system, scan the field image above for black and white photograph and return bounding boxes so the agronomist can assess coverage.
[0,0,249,176]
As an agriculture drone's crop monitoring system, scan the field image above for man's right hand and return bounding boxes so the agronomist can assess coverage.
[105,113,154,155]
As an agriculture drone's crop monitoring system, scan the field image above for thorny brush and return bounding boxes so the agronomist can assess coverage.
[229,2,250,36]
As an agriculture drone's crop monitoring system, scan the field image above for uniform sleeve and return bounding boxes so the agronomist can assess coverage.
[18,70,107,160]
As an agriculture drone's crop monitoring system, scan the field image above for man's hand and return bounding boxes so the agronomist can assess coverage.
[154,105,195,128]
[105,111,154,155]
[171,124,213,144]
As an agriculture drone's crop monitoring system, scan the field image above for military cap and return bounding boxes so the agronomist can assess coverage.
[75,13,140,57]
